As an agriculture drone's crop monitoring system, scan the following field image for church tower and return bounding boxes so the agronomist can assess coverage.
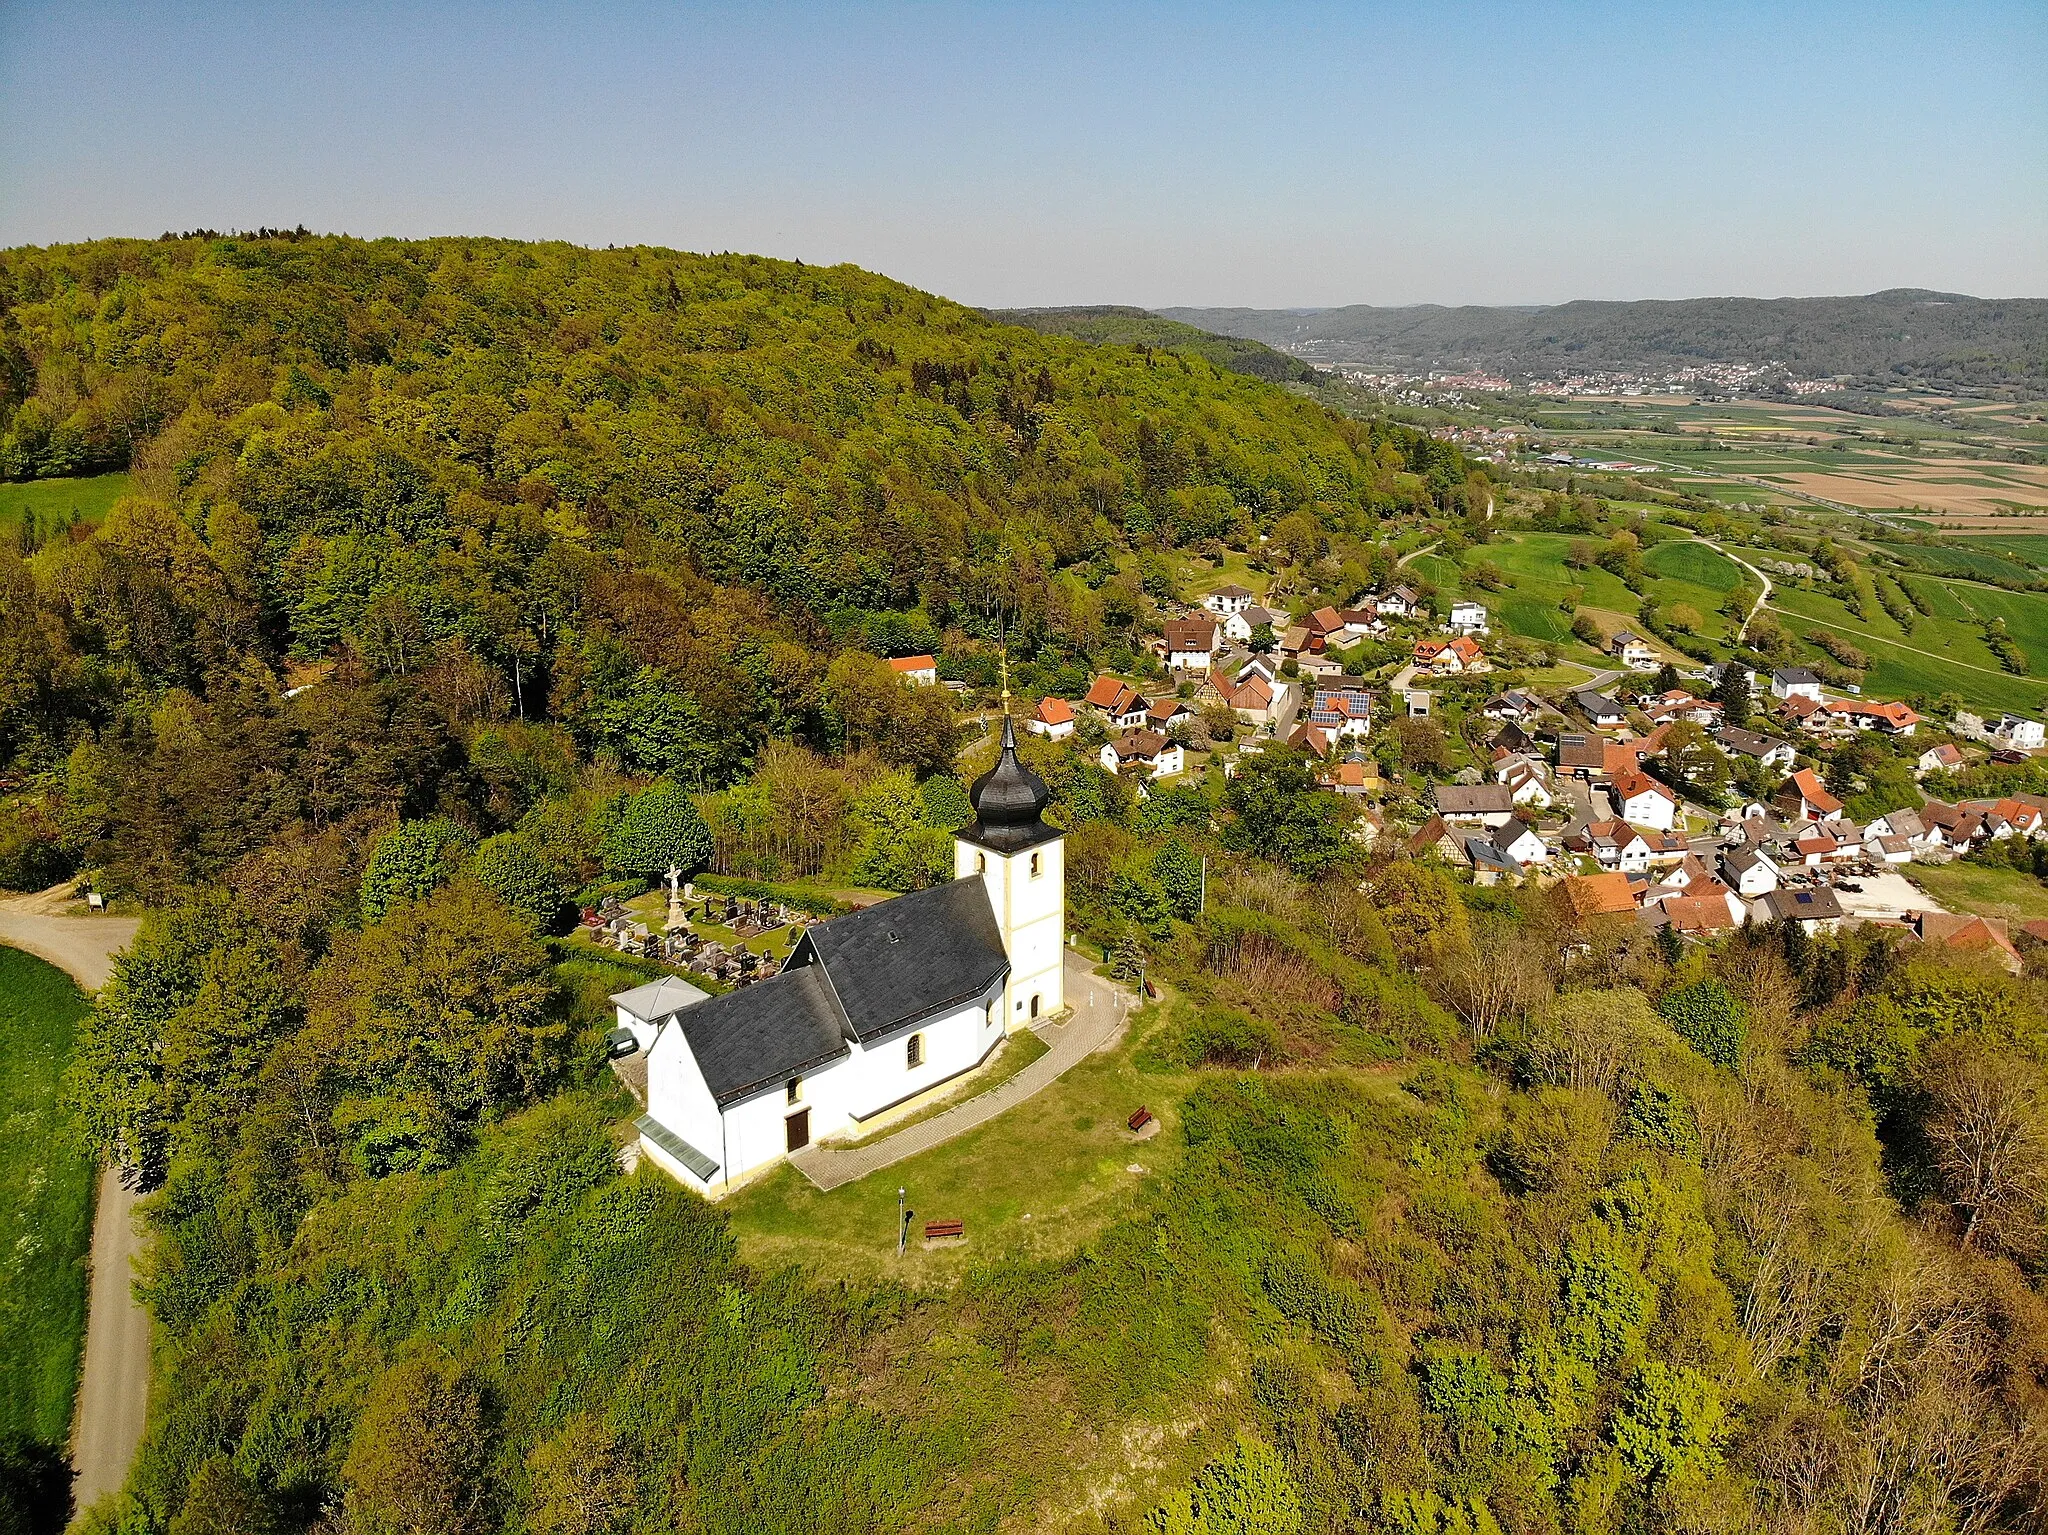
[955,714,1066,1031]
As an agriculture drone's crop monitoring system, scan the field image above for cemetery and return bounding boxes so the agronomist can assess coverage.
[577,869,810,988]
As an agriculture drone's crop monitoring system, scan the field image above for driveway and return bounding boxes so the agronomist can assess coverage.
[1834,868,1948,922]
[790,949,1133,1192]
[0,889,147,1515]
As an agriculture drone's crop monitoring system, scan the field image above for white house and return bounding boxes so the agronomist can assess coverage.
[888,654,939,686]
[1715,726,1796,772]
[1445,600,1491,636]
[1718,845,1779,898]
[1565,819,1651,872]
[1376,585,1418,618]
[633,719,1065,1195]
[1102,730,1185,779]
[1917,743,1965,777]
[1610,630,1658,670]
[1028,696,1076,740]
[1770,667,1824,703]
[1306,687,1373,741]
[1490,819,1548,866]
[1494,755,1554,809]
[1435,783,1517,828]
[1611,769,1679,831]
[1201,583,1255,617]
[1991,715,2046,751]
[1164,618,1220,673]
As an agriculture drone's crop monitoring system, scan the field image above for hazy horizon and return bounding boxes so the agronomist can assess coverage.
[4,1,2043,308]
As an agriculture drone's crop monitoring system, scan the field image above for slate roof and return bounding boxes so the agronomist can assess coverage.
[1763,886,1844,923]
[664,878,1012,1107]
[791,877,1010,1044]
[671,964,853,1107]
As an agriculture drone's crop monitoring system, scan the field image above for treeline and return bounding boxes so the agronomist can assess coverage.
[0,235,1477,867]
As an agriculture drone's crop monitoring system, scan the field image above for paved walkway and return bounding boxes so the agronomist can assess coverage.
[0,889,147,1513]
[790,949,1133,1192]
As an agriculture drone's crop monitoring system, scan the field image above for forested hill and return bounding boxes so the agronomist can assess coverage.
[0,234,1473,808]
[1160,290,2048,386]
[984,304,1323,383]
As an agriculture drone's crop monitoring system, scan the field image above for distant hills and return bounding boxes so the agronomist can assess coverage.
[1156,290,2048,387]
[984,305,1322,383]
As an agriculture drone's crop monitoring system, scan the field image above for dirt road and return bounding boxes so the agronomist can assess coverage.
[0,888,147,1515]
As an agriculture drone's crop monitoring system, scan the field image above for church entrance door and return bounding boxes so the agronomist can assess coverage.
[785,1109,810,1152]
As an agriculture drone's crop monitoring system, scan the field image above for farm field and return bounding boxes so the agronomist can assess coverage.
[0,471,130,535]
[1877,542,2039,584]
[1952,532,2048,567]
[1765,582,2048,713]
[0,946,95,1452]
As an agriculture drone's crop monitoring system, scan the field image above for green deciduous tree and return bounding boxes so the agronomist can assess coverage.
[360,817,477,921]
[469,833,570,930]
[309,881,561,1168]
[342,1347,493,1535]
[1657,978,1747,1067]
[601,781,712,883]
[1223,749,1355,877]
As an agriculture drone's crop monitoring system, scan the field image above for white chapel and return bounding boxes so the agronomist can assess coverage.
[619,715,1066,1195]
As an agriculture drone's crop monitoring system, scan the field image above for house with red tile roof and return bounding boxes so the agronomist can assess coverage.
[1412,636,1489,675]
[1610,769,1679,831]
[1083,676,1149,728]
[1774,767,1843,823]
[1837,699,1922,736]
[888,654,938,685]
[1028,696,1076,739]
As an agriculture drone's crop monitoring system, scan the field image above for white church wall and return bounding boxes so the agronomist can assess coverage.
[642,1025,726,1180]
[839,995,1004,1128]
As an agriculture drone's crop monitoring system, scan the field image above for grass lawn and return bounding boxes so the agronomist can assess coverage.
[0,471,131,535]
[0,946,96,1449]
[722,991,1194,1285]
[1907,861,2048,923]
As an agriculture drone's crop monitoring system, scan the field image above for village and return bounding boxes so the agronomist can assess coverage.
[991,574,2048,974]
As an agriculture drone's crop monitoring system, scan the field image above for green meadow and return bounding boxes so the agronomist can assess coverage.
[0,471,131,535]
[0,946,96,1450]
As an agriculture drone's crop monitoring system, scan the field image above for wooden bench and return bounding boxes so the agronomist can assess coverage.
[1128,1107,1154,1132]
[923,1218,965,1243]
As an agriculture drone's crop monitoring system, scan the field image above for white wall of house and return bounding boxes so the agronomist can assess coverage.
[1619,789,1677,831]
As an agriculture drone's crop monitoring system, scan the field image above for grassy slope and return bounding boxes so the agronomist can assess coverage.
[0,946,95,1447]
[723,994,1193,1285]
[0,470,131,534]
[1909,861,2048,922]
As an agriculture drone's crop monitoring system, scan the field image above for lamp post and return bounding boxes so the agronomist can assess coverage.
[897,1187,906,1257]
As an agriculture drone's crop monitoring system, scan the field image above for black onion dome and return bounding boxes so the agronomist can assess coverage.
[959,716,1060,852]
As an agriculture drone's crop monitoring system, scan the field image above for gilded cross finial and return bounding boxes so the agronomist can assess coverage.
[999,641,1010,716]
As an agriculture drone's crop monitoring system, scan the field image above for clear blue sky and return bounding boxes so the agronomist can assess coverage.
[3,1,2042,307]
